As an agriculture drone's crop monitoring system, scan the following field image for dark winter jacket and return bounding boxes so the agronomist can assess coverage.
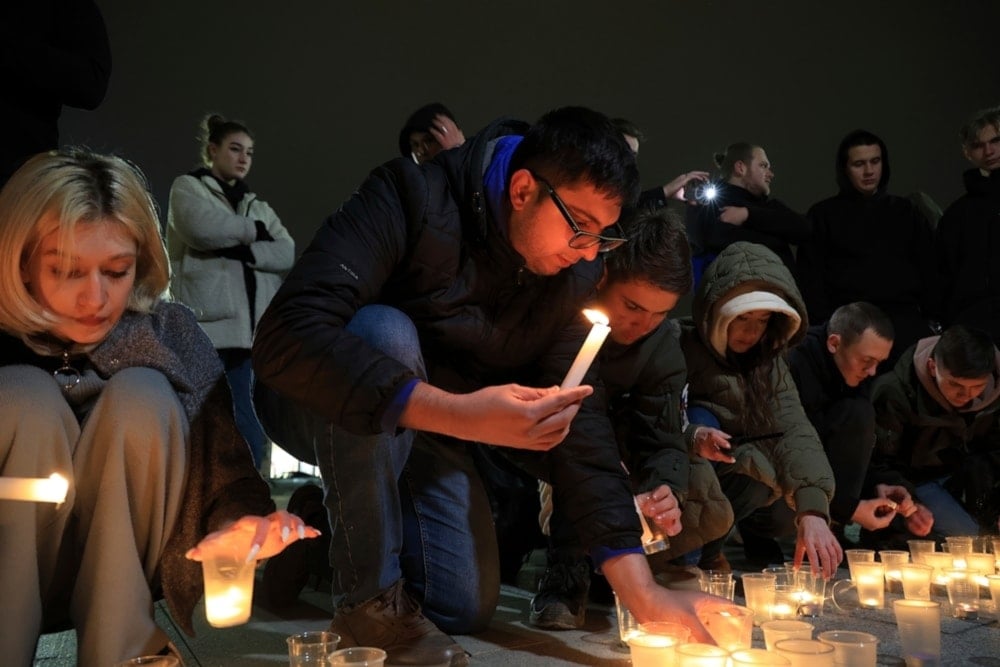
[252,117,642,554]
[686,182,810,273]
[872,336,1000,523]
[937,168,1000,338]
[679,242,835,519]
[603,319,733,555]
[789,324,877,523]
[1,303,274,636]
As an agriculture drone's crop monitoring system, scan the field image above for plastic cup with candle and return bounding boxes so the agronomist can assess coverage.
[697,605,753,651]
[817,630,878,667]
[201,545,256,628]
[852,561,885,608]
[628,622,690,667]
[907,539,936,565]
[770,584,800,620]
[741,572,776,625]
[674,642,729,666]
[699,570,735,601]
[844,548,875,581]
[633,496,668,554]
[893,599,941,665]
[987,574,1000,612]
[944,535,974,555]
[729,648,791,665]
[964,552,995,585]
[772,638,834,667]
[792,569,826,617]
[760,619,813,651]
[944,568,980,619]
[0,472,69,503]
[878,550,909,594]
[922,551,955,588]
[900,563,933,600]
[560,309,610,390]
[287,631,341,667]
[613,591,640,646]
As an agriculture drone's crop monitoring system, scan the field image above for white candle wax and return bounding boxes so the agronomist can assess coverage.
[560,309,611,390]
[205,584,252,627]
[0,473,69,503]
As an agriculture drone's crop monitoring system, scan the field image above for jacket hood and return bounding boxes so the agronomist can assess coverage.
[836,130,890,196]
[913,335,1000,413]
[692,241,808,361]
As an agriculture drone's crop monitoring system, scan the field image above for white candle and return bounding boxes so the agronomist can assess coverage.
[205,584,252,627]
[0,473,69,503]
[560,309,611,390]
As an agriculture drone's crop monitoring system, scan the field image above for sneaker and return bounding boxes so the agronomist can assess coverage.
[528,560,591,630]
[330,580,469,667]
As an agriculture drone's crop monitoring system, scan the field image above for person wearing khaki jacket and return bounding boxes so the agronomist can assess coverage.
[679,241,841,577]
[167,115,294,468]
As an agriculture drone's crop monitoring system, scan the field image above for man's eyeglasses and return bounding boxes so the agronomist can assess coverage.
[531,172,627,253]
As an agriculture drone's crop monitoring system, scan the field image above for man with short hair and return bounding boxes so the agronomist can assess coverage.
[687,142,810,274]
[253,107,714,666]
[871,325,1000,540]
[797,131,940,366]
[789,302,927,543]
[530,210,734,629]
[938,107,1000,343]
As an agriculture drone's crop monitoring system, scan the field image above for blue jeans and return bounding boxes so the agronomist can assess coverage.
[221,351,267,469]
[254,306,498,633]
[914,478,980,537]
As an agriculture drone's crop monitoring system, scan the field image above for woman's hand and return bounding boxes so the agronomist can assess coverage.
[692,426,735,463]
[186,510,321,563]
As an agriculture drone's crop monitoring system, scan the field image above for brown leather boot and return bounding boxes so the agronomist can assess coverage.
[330,580,469,666]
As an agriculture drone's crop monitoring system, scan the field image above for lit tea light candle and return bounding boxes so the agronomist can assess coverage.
[560,309,611,390]
[0,473,69,503]
[954,602,978,620]
[205,584,252,627]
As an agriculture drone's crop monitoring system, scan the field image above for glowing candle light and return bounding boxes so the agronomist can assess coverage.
[560,309,611,390]
[0,473,69,503]
[202,549,256,628]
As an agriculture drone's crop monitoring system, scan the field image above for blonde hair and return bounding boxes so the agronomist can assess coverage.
[0,149,170,336]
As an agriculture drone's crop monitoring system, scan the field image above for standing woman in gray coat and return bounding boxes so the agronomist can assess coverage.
[167,114,294,470]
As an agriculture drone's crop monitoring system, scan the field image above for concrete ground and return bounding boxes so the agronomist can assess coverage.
[36,477,1000,665]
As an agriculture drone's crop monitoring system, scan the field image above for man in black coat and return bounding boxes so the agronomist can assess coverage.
[685,142,810,277]
[253,107,714,666]
[938,107,1000,344]
[797,130,940,367]
[788,302,927,545]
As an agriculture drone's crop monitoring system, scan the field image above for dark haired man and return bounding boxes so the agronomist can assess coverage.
[797,130,939,366]
[789,302,925,545]
[686,142,810,274]
[871,325,1000,542]
[398,102,466,164]
[253,107,714,665]
[938,107,1000,343]
[531,210,734,629]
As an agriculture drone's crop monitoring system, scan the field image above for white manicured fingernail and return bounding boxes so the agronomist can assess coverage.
[281,526,290,542]
[298,525,306,539]
[245,543,261,563]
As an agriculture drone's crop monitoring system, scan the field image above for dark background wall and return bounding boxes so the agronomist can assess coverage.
[62,1,999,248]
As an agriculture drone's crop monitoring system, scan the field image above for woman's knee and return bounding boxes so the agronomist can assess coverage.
[0,365,68,415]
[94,368,187,449]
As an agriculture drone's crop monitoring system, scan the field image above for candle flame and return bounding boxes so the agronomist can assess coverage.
[49,473,69,504]
[583,308,609,326]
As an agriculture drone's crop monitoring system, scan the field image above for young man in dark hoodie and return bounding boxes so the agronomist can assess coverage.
[789,302,930,546]
[797,130,940,367]
[938,107,1000,345]
[871,325,1000,542]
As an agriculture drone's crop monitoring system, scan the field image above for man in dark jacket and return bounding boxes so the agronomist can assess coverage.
[252,107,714,665]
[938,107,1000,344]
[685,142,810,275]
[872,325,1000,541]
[789,302,928,545]
[797,131,940,366]
[530,210,734,630]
